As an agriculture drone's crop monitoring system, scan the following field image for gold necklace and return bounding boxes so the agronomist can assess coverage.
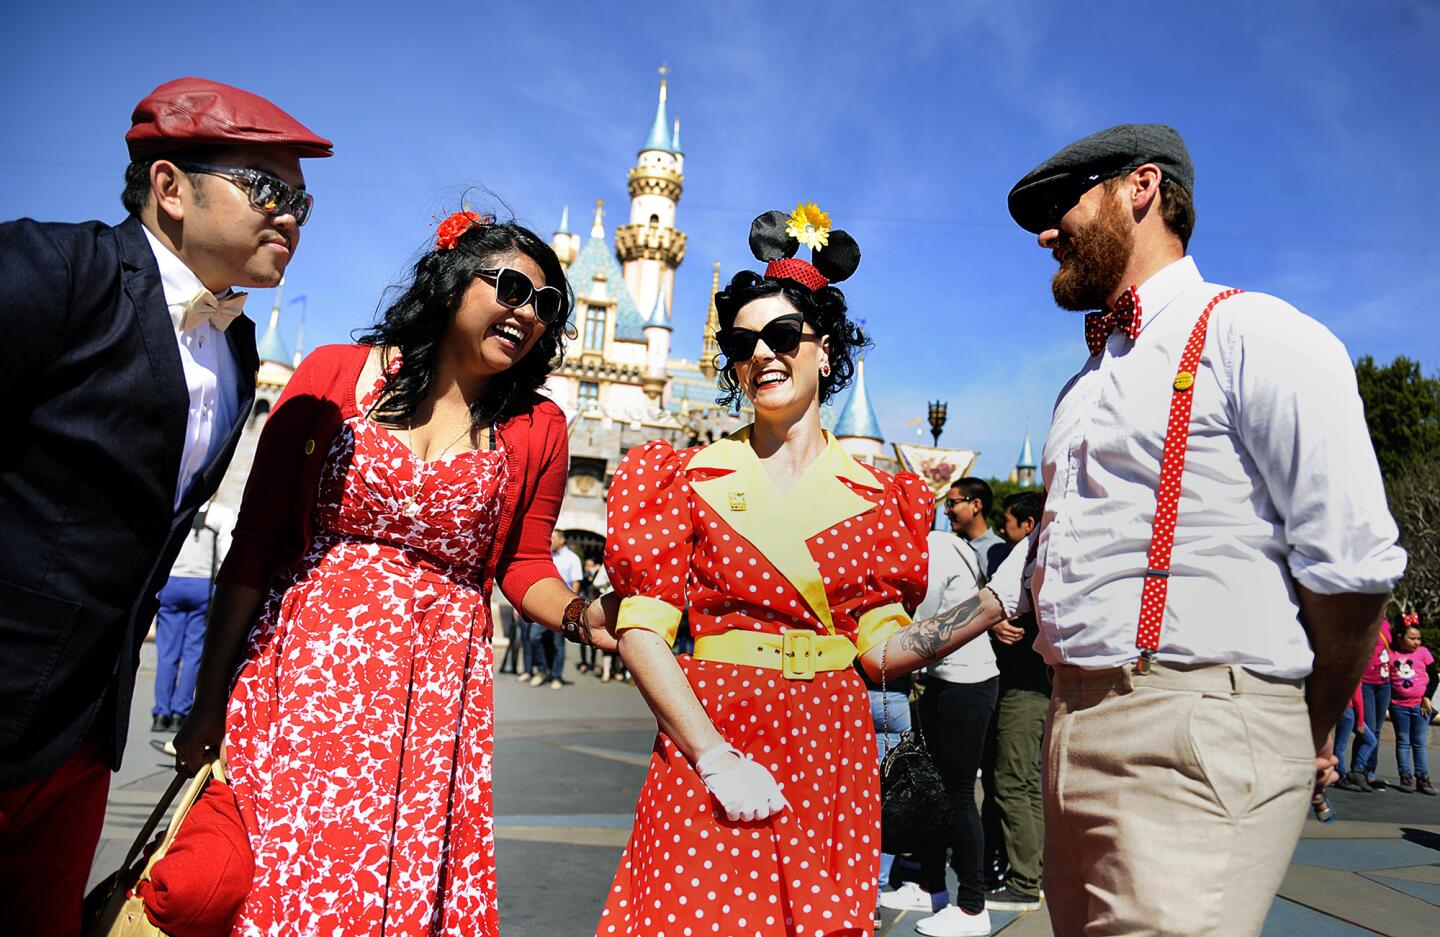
[400,419,482,516]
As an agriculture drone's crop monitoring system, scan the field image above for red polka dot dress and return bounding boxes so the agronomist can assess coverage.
[598,432,931,937]
[225,365,507,936]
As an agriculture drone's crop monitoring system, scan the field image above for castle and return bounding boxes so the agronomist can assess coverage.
[216,71,1045,556]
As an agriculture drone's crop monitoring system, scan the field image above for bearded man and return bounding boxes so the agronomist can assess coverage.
[986,124,1405,936]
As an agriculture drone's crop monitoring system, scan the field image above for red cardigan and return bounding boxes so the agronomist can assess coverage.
[218,343,568,610]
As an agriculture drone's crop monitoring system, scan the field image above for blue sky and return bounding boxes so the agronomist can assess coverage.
[3,1,1435,477]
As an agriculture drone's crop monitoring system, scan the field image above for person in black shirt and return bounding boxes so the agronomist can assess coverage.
[983,492,1048,912]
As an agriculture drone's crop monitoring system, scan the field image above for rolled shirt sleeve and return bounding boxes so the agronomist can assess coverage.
[1227,295,1406,595]
[986,532,1034,618]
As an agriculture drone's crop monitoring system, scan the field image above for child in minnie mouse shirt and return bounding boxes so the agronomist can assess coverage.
[1389,619,1436,795]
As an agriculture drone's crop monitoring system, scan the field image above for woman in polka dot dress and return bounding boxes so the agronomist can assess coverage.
[175,215,617,935]
[597,209,1005,937]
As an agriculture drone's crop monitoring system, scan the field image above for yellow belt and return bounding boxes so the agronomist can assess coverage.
[692,630,856,681]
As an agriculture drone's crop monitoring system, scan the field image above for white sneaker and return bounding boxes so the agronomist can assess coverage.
[878,881,939,912]
[915,905,992,937]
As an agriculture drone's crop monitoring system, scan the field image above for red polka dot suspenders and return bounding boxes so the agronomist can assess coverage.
[1134,288,1245,674]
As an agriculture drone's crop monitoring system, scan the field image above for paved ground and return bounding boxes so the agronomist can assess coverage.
[96,643,1440,936]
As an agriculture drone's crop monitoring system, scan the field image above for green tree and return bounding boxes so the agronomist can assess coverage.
[984,477,1042,533]
[1354,355,1440,478]
[1387,460,1440,628]
[1355,356,1440,628]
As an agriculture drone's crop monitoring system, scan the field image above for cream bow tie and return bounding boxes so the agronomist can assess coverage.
[180,289,248,333]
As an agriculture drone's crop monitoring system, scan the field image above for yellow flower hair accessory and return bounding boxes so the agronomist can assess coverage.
[785,201,832,251]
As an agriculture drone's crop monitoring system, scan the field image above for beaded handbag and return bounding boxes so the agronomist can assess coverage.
[877,649,954,855]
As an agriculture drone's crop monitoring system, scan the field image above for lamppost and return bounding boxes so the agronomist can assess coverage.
[927,400,947,447]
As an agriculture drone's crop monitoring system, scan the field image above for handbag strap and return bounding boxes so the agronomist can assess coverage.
[880,642,891,753]
[134,759,225,884]
[119,770,189,872]
[1134,289,1244,672]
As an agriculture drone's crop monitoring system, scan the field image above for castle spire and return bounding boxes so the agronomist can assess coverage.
[642,64,673,152]
[700,261,721,378]
[644,281,672,330]
[833,357,884,442]
[1017,428,1035,469]
[1015,426,1037,486]
[257,277,290,365]
[590,199,605,239]
[671,115,682,153]
[557,205,570,234]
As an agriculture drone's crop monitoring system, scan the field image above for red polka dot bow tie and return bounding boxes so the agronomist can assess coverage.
[1083,285,1142,357]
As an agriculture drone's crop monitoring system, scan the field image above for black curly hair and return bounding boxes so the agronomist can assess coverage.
[356,217,572,428]
[712,271,870,409]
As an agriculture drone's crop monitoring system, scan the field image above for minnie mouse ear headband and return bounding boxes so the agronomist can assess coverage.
[748,201,860,291]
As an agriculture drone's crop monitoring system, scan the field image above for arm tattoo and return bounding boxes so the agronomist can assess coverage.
[897,594,984,662]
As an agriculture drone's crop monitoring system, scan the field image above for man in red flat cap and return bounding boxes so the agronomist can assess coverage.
[0,77,331,937]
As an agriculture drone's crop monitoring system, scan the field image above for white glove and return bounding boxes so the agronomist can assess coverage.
[695,743,789,822]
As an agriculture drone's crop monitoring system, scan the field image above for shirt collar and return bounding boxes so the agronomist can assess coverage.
[1132,255,1202,335]
[140,224,217,332]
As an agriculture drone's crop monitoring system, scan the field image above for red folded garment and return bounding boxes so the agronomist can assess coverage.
[136,777,253,937]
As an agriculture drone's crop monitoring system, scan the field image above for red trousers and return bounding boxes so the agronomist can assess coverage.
[0,735,111,937]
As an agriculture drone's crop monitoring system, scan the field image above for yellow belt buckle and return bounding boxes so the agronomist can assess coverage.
[781,630,817,681]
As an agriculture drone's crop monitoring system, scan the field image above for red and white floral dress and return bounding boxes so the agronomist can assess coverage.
[226,367,507,936]
[598,429,931,937]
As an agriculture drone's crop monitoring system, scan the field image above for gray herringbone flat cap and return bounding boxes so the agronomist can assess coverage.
[1007,124,1193,234]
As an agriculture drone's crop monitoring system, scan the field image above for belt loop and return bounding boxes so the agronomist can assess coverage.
[1121,666,1136,693]
[1228,665,1241,695]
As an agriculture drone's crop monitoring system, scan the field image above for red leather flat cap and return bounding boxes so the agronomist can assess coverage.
[126,76,332,160]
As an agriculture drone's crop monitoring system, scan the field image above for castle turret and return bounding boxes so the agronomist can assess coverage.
[256,279,294,389]
[1015,429,1037,487]
[833,358,885,461]
[642,281,672,400]
[615,66,686,330]
[551,205,580,269]
[699,261,722,378]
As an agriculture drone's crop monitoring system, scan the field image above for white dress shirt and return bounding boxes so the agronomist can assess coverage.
[989,256,1406,679]
[553,545,584,589]
[142,226,242,508]
[918,531,997,684]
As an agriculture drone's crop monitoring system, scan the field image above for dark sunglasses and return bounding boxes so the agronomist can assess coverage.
[175,162,314,226]
[717,313,817,362]
[477,267,565,326]
[1039,166,1135,230]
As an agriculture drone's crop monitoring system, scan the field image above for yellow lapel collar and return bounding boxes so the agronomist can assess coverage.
[688,428,881,633]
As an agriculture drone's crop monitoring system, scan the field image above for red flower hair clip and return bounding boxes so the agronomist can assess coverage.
[434,211,493,251]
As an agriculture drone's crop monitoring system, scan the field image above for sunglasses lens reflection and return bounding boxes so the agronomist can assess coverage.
[251,176,311,225]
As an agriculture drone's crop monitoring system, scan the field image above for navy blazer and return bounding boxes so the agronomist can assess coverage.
[0,215,258,787]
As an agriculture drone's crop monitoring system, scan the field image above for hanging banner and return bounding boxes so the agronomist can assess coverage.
[893,444,979,498]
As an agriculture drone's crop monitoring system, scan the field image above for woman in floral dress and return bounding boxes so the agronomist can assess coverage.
[597,207,1004,937]
[177,213,615,935]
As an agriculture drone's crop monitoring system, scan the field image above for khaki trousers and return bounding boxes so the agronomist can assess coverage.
[1042,662,1314,937]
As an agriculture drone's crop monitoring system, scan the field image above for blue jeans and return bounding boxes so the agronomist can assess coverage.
[515,616,537,674]
[528,622,565,681]
[869,688,911,890]
[1360,682,1391,778]
[1335,707,1378,776]
[152,576,210,718]
[1392,705,1431,777]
